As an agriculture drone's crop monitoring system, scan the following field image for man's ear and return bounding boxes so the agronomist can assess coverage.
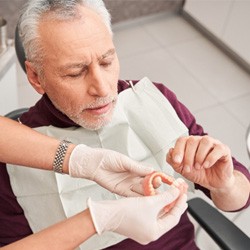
[25,61,45,95]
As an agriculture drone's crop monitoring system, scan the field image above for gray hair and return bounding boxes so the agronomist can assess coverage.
[18,0,112,69]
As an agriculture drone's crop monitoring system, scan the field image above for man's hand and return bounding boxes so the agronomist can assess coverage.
[87,188,187,245]
[69,144,154,196]
[166,135,235,192]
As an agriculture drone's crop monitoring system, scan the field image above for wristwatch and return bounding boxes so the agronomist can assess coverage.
[53,140,71,174]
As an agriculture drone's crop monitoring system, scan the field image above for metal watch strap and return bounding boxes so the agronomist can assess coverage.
[53,140,71,174]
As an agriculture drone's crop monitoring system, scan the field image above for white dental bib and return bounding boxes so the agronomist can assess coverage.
[7,77,192,250]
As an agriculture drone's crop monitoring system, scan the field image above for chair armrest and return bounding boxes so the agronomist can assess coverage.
[187,198,250,250]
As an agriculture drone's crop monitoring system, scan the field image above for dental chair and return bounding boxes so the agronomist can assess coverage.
[5,107,29,121]
[13,25,250,250]
[3,27,29,121]
[187,197,249,250]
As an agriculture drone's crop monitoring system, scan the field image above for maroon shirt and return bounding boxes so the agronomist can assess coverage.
[0,80,249,249]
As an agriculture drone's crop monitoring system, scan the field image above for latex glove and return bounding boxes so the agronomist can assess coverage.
[69,144,154,196]
[87,188,188,245]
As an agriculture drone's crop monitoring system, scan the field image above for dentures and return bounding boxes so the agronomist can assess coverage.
[143,171,188,212]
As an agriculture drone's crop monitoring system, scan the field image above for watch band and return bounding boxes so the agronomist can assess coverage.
[53,140,71,174]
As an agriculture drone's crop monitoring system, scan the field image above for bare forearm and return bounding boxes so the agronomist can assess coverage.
[2,209,96,250]
[211,170,250,211]
[0,116,74,173]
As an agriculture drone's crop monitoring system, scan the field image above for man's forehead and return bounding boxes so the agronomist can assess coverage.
[58,48,116,70]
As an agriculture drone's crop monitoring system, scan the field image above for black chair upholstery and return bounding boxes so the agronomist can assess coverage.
[187,198,250,250]
[5,108,29,121]
[15,25,26,73]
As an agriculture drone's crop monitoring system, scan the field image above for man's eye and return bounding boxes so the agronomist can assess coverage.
[65,67,88,78]
[68,72,82,78]
[67,69,87,78]
[100,61,112,68]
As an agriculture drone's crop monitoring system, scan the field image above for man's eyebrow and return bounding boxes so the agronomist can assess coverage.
[59,49,116,71]
[59,63,87,71]
[98,48,116,61]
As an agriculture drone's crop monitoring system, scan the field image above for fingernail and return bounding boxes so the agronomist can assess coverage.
[184,165,190,173]
[174,155,182,163]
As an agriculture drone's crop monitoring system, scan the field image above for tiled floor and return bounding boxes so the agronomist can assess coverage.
[16,11,250,249]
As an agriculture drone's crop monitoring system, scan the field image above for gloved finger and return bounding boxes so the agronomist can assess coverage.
[118,178,162,197]
[122,157,154,176]
[167,193,188,218]
[152,176,162,189]
[147,188,180,218]
[151,187,180,207]
[120,189,143,197]
[158,194,187,229]
[113,176,144,197]
[130,181,144,196]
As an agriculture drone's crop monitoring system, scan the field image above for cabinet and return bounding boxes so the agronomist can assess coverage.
[183,0,250,69]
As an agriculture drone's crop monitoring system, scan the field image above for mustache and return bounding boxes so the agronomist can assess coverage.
[84,95,117,109]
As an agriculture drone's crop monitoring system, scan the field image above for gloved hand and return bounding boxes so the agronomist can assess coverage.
[69,144,154,196]
[87,188,188,245]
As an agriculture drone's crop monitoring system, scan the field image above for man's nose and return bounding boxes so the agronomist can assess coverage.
[87,67,109,97]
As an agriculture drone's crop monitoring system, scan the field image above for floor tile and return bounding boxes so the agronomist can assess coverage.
[223,93,250,128]
[233,207,250,237]
[142,14,202,47]
[119,47,218,113]
[168,37,250,102]
[113,24,159,59]
[195,105,249,167]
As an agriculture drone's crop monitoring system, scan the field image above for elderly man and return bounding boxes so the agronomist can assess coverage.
[1,0,249,249]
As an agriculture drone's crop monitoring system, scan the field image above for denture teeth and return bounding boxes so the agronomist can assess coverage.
[144,171,188,196]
